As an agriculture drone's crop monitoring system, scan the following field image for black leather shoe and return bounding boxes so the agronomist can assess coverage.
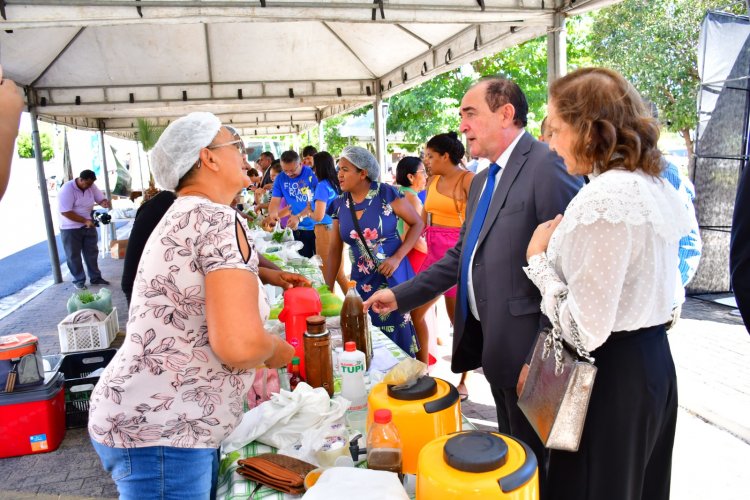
[90,278,110,285]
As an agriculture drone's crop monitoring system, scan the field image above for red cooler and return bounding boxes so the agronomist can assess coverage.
[278,287,321,378]
[0,372,66,458]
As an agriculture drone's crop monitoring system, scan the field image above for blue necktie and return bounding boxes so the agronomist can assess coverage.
[459,162,501,317]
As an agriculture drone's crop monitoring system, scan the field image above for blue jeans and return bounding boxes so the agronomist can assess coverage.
[61,227,102,285]
[91,439,219,500]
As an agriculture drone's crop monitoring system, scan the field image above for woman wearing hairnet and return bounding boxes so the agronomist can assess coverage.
[88,112,295,499]
[324,146,424,356]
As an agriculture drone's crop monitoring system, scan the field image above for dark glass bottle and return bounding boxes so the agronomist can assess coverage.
[303,315,334,396]
[289,356,303,391]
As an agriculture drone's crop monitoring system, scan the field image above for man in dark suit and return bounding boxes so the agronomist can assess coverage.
[364,77,582,486]
[731,163,750,333]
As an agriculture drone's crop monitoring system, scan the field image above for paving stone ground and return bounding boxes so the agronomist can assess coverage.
[0,253,748,499]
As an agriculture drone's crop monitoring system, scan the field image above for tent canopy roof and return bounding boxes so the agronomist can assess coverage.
[1,0,621,136]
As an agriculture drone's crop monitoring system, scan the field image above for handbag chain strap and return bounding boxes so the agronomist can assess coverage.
[546,290,595,375]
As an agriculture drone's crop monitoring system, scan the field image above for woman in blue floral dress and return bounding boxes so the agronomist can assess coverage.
[324,146,425,356]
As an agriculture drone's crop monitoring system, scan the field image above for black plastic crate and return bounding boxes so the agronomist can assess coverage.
[58,349,117,428]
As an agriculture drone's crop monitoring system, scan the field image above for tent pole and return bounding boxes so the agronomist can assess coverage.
[547,12,567,89]
[136,139,145,194]
[98,123,117,242]
[28,105,63,284]
[374,91,388,177]
[318,120,325,151]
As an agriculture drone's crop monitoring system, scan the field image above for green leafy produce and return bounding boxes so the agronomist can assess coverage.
[271,231,285,243]
[263,253,284,263]
[269,306,283,320]
[77,291,97,304]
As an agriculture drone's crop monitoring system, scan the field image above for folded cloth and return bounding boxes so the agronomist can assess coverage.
[61,309,108,324]
[301,467,409,499]
[237,453,316,495]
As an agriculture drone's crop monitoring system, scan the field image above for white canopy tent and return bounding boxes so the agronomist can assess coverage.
[0,0,621,283]
[1,0,620,136]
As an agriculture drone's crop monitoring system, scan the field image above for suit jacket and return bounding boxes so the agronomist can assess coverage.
[731,163,750,333]
[392,131,583,388]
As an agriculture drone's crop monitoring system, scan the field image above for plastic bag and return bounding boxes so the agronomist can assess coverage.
[66,288,113,315]
[221,382,349,454]
[246,368,282,410]
[270,224,295,244]
[382,357,427,386]
[279,419,349,466]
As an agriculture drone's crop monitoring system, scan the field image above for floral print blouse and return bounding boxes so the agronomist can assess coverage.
[89,196,269,449]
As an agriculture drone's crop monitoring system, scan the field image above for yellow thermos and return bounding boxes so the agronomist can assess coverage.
[417,431,539,499]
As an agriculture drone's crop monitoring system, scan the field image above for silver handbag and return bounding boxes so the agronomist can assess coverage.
[517,292,597,452]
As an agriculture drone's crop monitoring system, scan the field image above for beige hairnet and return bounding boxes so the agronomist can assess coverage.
[150,112,222,190]
[340,146,380,181]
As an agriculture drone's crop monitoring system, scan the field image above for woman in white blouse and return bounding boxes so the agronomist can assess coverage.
[522,68,693,500]
[88,113,295,500]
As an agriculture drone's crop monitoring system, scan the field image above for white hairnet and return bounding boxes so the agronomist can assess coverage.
[340,146,380,181]
[150,112,222,190]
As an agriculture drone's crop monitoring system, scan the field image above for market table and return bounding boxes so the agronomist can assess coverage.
[216,325,412,500]
[217,238,469,499]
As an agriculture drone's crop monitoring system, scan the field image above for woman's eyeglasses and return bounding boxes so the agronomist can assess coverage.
[207,127,247,157]
[207,139,246,157]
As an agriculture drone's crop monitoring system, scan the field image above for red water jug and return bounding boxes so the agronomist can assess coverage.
[278,287,321,378]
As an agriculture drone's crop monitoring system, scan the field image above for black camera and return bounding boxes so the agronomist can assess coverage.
[91,210,111,226]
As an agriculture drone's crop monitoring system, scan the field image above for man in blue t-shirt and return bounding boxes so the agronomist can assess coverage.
[266,150,318,258]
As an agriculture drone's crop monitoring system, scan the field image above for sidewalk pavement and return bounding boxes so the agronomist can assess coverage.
[0,252,748,499]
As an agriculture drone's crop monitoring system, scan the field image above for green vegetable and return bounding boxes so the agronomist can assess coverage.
[271,231,285,243]
[269,306,283,320]
[77,291,96,304]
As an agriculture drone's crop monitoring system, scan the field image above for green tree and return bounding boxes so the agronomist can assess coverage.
[321,114,351,157]
[589,0,746,158]
[300,113,356,157]
[385,16,593,142]
[472,15,594,135]
[16,132,55,161]
[136,118,165,200]
[387,71,474,144]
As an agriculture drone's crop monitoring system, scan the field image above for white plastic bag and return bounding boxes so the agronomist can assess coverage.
[221,383,349,454]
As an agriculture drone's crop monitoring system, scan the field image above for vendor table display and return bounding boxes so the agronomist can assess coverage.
[217,236,469,499]
[216,326,412,500]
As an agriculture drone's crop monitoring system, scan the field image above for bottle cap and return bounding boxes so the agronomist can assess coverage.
[373,409,392,424]
[292,356,300,365]
[305,315,328,336]
[344,341,357,352]
[347,280,357,289]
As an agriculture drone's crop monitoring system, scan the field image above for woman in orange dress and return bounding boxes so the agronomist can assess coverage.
[415,132,473,397]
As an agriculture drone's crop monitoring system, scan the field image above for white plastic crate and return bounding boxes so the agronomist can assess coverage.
[57,308,119,353]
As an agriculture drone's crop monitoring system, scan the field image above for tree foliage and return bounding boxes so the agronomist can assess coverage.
[16,132,55,161]
[136,118,165,152]
[589,0,746,154]
[387,71,474,144]
[384,16,594,143]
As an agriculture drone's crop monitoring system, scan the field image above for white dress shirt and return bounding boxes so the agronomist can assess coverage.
[467,129,525,319]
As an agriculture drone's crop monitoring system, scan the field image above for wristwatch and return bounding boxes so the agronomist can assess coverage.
[297,214,307,222]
